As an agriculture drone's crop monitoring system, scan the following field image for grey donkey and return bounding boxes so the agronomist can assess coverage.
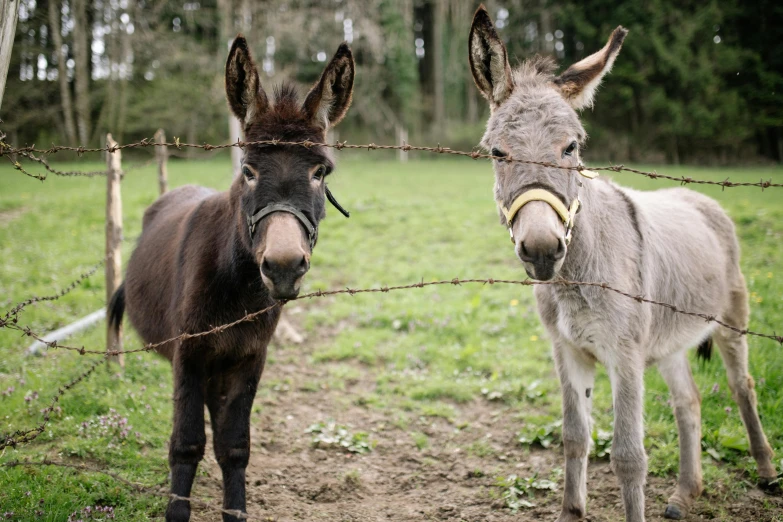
[468,5,778,522]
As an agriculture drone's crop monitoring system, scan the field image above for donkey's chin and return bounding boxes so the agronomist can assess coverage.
[260,273,303,301]
[522,259,563,282]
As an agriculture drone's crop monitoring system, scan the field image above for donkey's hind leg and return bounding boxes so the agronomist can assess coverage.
[713,281,777,488]
[657,352,703,520]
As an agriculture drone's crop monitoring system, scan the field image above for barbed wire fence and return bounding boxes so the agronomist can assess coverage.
[2,133,783,189]
[1,130,781,519]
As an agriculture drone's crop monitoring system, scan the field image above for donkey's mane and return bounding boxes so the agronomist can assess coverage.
[512,55,558,86]
[245,82,323,143]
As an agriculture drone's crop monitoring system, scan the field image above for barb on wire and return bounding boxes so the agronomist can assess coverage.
[3,153,46,181]
[0,255,108,328]
[8,277,782,361]
[15,149,109,178]
[0,359,102,450]
[2,138,780,190]
[3,459,252,519]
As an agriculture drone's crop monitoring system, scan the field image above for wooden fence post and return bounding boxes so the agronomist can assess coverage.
[0,0,20,110]
[105,133,124,366]
[155,128,168,195]
[397,126,408,163]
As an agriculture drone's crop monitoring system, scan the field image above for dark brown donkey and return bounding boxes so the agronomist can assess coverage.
[107,36,354,521]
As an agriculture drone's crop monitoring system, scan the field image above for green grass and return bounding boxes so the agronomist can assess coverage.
[1,152,782,518]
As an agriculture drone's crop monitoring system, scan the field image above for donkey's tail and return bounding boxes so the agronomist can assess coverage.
[108,282,125,333]
[696,336,713,362]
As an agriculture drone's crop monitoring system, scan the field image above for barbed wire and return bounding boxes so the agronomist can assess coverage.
[2,459,251,519]
[0,359,102,450]
[2,274,780,515]
[3,148,157,180]
[5,277,781,363]
[2,137,781,190]
[0,255,108,328]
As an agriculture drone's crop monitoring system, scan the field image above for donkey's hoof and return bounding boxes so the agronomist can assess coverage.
[759,476,782,496]
[663,504,684,520]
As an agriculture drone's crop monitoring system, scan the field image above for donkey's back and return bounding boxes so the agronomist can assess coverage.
[124,185,221,358]
[616,185,744,362]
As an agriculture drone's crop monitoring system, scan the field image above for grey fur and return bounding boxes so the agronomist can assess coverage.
[469,7,777,522]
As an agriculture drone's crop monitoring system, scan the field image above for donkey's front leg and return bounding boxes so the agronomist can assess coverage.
[206,354,265,522]
[609,354,647,522]
[554,342,596,522]
[167,350,207,522]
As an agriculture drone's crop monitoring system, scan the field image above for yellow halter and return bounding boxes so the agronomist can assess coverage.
[497,169,598,245]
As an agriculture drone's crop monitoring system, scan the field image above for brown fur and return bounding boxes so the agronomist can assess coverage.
[109,36,355,522]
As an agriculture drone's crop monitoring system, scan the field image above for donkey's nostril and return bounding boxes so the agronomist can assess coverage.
[553,238,566,260]
[261,258,272,276]
[295,255,309,276]
[519,241,532,261]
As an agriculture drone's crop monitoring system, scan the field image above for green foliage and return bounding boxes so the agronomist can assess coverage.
[5,1,782,162]
[378,0,420,128]
[305,420,374,454]
[518,420,562,449]
[0,157,781,517]
[592,426,613,459]
[495,473,558,512]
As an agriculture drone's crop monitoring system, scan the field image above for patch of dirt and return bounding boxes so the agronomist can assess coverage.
[0,206,27,226]
[190,339,783,522]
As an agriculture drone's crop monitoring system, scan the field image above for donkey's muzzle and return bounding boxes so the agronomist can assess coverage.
[517,237,566,281]
[260,255,309,300]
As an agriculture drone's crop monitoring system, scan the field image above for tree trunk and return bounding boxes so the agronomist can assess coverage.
[0,0,20,111]
[219,0,243,177]
[72,0,92,145]
[777,128,783,164]
[48,0,78,146]
[115,7,133,143]
[540,0,553,55]
[432,0,445,133]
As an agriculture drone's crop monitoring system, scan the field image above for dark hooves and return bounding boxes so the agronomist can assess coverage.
[663,504,684,520]
[759,476,782,496]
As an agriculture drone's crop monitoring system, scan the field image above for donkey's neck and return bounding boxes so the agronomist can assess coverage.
[211,193,273,307]
[558,179,615,282]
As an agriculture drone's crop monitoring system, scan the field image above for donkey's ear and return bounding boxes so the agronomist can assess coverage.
[469,4,513,108]
[225,35,269,126]
[302,43,355,129]
[554,26,628,110]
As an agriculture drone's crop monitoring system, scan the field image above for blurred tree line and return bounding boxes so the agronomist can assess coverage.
[2,0,781,164]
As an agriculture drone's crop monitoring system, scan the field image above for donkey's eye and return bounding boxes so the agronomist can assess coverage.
[563,141,578,157]
[242,166,254,181]
[313,165,328,181]
[491,148,508,161]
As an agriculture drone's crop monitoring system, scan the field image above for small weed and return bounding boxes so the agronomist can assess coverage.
[467,440,495,458]
[305,420,373,454]
[518,420,562,449]
[343,469,361,488]
[496,473,558,512]
[592,427,612,459]
[412,431,429,450]
[67,505,116,521]
[78,409,141,448]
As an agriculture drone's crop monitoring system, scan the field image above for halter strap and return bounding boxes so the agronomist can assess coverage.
[497,171,597,245]
[247,203,317,250]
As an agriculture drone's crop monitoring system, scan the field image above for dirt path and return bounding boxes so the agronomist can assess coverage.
[190,339,783,522]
